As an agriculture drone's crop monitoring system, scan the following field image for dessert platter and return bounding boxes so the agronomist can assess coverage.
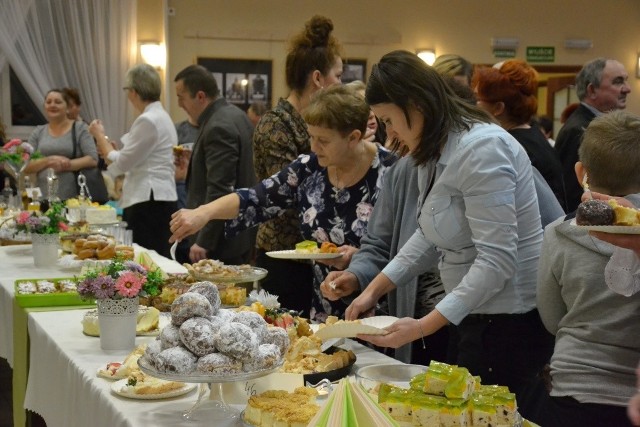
[184,259,268,284]
[111,379,196,400]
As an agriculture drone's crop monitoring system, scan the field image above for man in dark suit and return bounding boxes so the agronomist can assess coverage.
[555,58,631,212]
[174,65,256,264]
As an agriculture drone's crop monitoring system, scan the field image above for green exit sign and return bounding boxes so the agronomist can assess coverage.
[527,46,555,63]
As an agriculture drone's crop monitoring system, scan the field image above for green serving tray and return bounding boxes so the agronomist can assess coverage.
[14,278,95,308]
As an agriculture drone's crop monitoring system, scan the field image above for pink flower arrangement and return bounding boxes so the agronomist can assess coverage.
[15,202,69,234]
[77,258,163,301]
[0,139,41,166]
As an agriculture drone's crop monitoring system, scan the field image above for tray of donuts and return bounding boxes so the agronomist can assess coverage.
[64,233,134,260]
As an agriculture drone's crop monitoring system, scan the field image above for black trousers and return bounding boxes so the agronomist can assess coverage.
[123,195,176,258]
[456,309,554,423]
[255,249,313,317]
[539,395,634,427]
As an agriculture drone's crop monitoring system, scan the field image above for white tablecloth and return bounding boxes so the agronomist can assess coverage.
[24,309,400,427]
[0,243,186,367]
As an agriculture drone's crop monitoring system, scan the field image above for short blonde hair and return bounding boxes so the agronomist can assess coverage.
[580,110,640,195]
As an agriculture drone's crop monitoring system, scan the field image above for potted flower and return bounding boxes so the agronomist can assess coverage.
[77,257,163,350]
[15,202,69,267]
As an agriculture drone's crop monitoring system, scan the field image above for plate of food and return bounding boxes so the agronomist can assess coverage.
[570,220,640,234]
[267,240,342,260]
[313,316,398,341]
[184,259,268,284]
[111,378,196,400]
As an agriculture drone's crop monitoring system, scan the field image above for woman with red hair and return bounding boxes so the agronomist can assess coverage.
[473,60,567,212]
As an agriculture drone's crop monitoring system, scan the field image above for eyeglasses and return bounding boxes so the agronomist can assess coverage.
[122,87,131,91]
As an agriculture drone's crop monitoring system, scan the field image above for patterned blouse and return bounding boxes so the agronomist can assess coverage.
[227,147,397,321]
[252,98,310,252]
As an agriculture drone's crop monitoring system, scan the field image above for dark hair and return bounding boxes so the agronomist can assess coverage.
[45,89,70,105]
[285,15,343,93]
[303,85,370,136]
[472,60,538,124]
[366,50,493,166]
[174,64,220,98]
[537,115,553,134]
[62,87,81,106]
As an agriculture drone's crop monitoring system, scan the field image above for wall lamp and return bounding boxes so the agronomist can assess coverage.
[139,42,166,69]
[636,52,640,79]
[416,49,436,66]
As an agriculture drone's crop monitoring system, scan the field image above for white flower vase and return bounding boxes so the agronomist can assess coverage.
[96,297,138,351]
[31,233,60,267]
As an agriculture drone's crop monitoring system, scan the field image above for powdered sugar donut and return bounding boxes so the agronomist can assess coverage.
[243,343,281,372]
[159,323,182,350]
[171,292,213,326]
[262,327,290,356]
[187,282,221,315]
[179,317,217,357]
[154,346,197,374]
[196,353,242,375]
[232,311,268,342]
[214,323,258,361]
[216,308,236,323]
[144,340,163,366]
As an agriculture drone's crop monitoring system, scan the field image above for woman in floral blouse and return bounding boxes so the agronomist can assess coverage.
[170,85,397,321]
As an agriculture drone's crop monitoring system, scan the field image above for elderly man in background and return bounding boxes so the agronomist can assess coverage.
[174,65,256,264]
[555,57,631,212]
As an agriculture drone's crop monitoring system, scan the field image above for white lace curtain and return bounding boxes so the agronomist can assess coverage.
[0,0,137,137]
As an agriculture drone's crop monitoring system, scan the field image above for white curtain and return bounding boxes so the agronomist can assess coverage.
[0,0,137,137]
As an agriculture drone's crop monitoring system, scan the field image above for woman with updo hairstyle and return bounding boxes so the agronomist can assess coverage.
[250,15,344,316]
[473,60,567,212]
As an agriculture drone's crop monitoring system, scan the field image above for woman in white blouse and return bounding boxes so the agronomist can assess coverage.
[89,64,177,257]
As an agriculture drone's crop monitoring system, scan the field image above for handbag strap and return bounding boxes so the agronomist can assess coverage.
[71,121,78,159]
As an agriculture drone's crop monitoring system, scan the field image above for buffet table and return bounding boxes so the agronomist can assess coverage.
[0,243,187,427]
[23,309,399,427]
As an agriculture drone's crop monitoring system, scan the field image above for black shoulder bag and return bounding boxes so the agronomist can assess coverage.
[71,122,109,204]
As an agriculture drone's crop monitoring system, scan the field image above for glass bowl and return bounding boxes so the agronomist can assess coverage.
[355,363,427,393]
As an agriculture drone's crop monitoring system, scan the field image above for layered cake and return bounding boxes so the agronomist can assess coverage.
[244,387,320,427]
[378,360,518,427]
[85,205,117,224]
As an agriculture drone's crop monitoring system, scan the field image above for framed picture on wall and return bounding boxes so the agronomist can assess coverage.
[197,57,272,110]
[342,59,367,84]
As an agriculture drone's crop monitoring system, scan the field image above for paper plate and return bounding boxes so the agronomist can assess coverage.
[111,379,196,400]
[570,219,640,234]
[313,316,398,341]
[266,250,342,260]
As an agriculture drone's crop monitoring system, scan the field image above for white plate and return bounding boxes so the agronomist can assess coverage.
[570,219,640,234]
[191,267,268,284]
[57,254,111,270]
[111,379,196,400]
[266,250,342,260]
[313,316,398,340]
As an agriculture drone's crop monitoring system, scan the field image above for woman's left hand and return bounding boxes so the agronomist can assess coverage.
[316,245,358,269]
[169,208,210,242]
[357,317,422,349]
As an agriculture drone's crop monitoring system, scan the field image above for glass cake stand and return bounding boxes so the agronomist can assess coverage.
[138,357,281,422]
